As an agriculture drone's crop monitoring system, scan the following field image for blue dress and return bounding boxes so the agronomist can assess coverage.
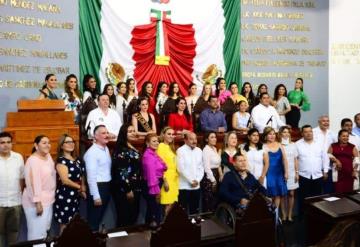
[266,148,287,197]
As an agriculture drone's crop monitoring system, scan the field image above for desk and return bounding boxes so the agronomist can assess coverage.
[305,192,360,245]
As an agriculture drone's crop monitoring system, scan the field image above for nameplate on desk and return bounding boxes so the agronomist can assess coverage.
[312,198,360,218]
[323,197,340,202]
[107,231,128,238]
[33,243,54,247]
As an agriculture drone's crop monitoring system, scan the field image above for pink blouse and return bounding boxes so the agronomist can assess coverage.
[22,154,56,208]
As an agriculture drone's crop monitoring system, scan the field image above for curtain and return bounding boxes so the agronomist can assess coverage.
[222,0,241,87]
[79,0,102,92]
[131,20,196,96]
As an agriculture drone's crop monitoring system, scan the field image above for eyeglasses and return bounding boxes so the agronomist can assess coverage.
[63,141,75,144]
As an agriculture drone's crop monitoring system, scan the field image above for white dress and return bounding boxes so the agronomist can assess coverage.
[283,143,299,190]
[243,146,266,188]
[115,95,128,123]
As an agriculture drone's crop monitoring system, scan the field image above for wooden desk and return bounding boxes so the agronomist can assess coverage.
[305,193,360,245]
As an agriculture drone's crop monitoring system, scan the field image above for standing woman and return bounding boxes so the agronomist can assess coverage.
[54,134,86,233]
[262,127,288,208]
[286,78,311,128]
[215,77,231,105]
[193,83,212,114]
[328,130,359,193]
[132,97,157,136]
[167,97,193,135]
[221,131,240,173]
[126,78,137,102]
[185,83,199,113]
[61,74,82,123]
[142,134,167,226]
[38,74,58,100]
[278,126,299,222]
[162,82,181,115]
[82,74,99,105]
[242,128,268,187]
[273,84,291,124]
[201,131,223,212]
[157,127,179,215]
[112,124,142,227]
[229,82,248,104]
[102,83,117,109]
[139,81,156,115]
[155,81,168,114]
[254,83,268,106]
[241,82,255,111]
[115,81,128,124]
[22,135,56,240]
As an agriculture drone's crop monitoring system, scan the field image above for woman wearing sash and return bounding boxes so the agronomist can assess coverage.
[132,97,156,136]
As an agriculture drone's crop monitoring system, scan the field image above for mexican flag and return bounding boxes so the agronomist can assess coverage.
[80,0,240,95]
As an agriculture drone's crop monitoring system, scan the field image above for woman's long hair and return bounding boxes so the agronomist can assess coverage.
[155,81,167,100]
[159,126,176,154]
[102,83,117,106]
[241,82,255,100]
[65,74,82,102]
[56,134,77,160]
[82,74,99,99]
[273,84,288,101]
[114,123,131,156]
[175,97,191,121]
[168,82,181,98]
[215,77,225,97]
[243,128,263,151]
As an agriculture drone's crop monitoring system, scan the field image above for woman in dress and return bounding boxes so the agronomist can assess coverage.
[221,131,240,173]
[132,97,156,136]
[241,128,268,187]
[215,77,231,105]
[157,127,179,215]
[254,83,268,106]
[38,74,58,100]
[61,74,82,123]
[167,97,193,135]
[54,134,86,233]
[201,131,223,212]
[262,127,288,208]
[273,84,291,124]
[112,124,142,227]
[82,74,99,105]
[155,81,168,114]
[139,81,156,115]
[185,83,199,114]
[115,81,128,124]
[241,82,255,111]
[232,100,251,134]
[193,83,212,115]
[142,133,167,226]
[286,78,311,128]
[328,130,359,193]
[162,82,181,115]
[102,83,116,109]
[278,126,299,222]
[22,135,56,240]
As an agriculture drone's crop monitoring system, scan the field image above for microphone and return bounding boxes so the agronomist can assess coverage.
[266,115,273,126]
[246,116,252,128]
[86,120,94,138]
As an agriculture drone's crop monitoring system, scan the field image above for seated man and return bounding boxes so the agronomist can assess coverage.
[200,95,227,132]
[251,92,285,133]
[219,152,267,210]
[85,94,122,139]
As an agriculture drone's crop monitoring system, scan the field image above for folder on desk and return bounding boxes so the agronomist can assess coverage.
[347,193,360,203]
[312,198,360,218]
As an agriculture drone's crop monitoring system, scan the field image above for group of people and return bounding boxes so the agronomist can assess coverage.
[1,73,359,246]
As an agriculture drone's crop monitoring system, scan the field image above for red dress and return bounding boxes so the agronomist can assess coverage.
[168,112,193,133]
[332,142,355,193]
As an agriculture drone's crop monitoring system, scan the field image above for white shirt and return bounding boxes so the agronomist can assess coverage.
[243,147,264,180]
[84,144,112,200]
[0,151,24,207]
[177,144,204,190]
[251,103,285,133]
[86,107,122,138]
[156,93,168,114]
[115,95,128,124]
[313,127,337,152]
[202,145,221,183]
[296,138,330,179]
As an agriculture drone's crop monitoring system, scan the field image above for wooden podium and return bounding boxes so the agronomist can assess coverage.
[3,100,79,159]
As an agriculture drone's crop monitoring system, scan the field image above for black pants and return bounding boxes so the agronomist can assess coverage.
[142,181,162,225]
[87,182,111,231]
[298,176,322,216]
[112,188,140,228]
[179,189,201,215]
[286,106,301,128]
